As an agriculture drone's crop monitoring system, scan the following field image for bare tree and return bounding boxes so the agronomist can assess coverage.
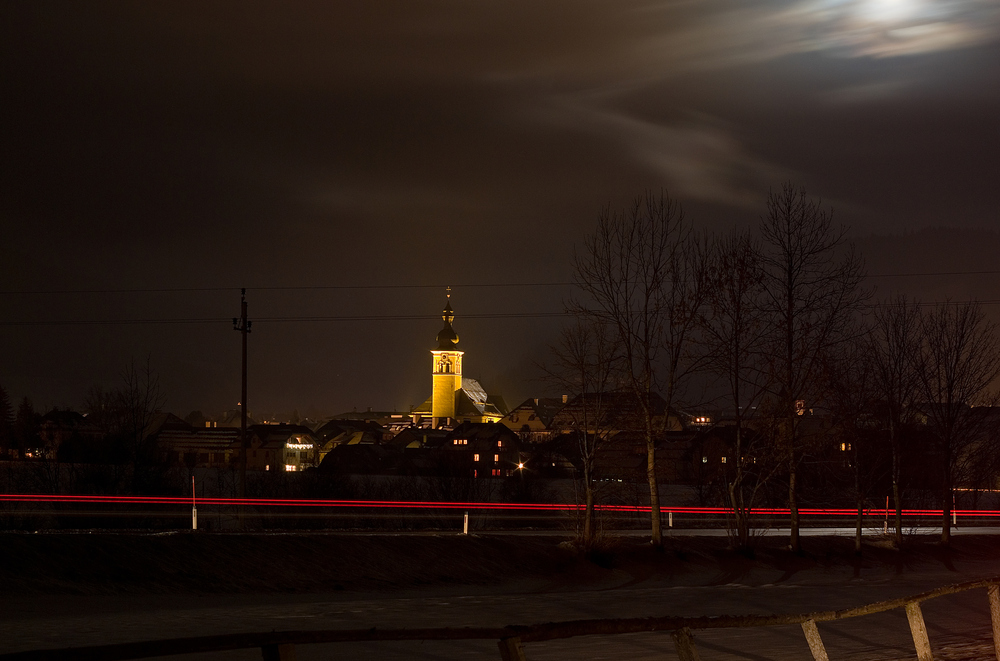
[573,191,708,547]
[867,295,922,547]
[83,384,117,436]
[544,316,617,549]
[13,396,38,459]
[114,357,166,493]
[700,230,773,550]
[0,384,12,458]
[757,183,868,553]
[917,300,1000,546]
[824,326,881,554]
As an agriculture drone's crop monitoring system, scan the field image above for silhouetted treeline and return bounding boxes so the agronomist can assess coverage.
[568,183,1000,551]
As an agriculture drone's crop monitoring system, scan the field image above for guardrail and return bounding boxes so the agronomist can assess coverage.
[2,576,999,661]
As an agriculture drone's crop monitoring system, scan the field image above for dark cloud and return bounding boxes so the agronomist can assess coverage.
[2,0,999,415]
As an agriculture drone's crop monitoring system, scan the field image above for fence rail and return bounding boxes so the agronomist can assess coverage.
[3,576,999,661]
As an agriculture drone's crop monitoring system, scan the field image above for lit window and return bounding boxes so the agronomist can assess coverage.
[721,456,727,464]
[285,464,296,472]
[702,456,708,464]
[494,454,499,462]
[474,454,480,462]
[498,440,503,448]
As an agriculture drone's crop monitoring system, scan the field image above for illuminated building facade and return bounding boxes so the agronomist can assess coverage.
[412,295,507,427]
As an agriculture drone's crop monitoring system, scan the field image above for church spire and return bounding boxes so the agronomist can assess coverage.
[436,287,459,349]
[431,287,464,424]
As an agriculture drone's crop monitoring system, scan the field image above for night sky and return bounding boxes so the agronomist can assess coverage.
[2,1,999,419]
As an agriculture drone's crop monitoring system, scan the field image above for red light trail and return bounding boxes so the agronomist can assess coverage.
[0,493,994,518]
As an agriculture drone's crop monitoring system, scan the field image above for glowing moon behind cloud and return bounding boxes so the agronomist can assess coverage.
[861,0,920,23]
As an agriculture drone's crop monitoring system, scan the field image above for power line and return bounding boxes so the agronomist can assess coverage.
[867,270,1000,278]
[5,268,1000,296]
[0,282,577,295]
[0,312,573,327]
[11,298,1000,328]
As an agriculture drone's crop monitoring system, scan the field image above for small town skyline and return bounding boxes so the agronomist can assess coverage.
[10,223,1000,421]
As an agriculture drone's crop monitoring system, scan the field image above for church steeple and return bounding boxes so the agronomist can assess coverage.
[430,288,464,424]
[436,291,459,349]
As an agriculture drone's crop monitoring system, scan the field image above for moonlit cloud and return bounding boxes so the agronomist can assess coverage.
[819,80,910,103]
[536,97,789,207]
[632,0,1000,78]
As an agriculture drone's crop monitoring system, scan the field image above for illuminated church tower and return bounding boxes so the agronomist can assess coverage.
[431,295,463,421]
[410,291,508,427]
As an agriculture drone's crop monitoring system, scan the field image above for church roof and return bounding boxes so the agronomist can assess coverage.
[457,379,507,417]
[461,377,489,407]
[411,379,507,419]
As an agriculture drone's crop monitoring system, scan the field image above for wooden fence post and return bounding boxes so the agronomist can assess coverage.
[498,636,527,661]
[905,601,934,661]
[261,643,297,661]
[672,627,702,661]
[987,585,1000,661]
[801,619,830,661]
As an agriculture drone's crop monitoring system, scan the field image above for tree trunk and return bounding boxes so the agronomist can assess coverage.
[893,481,903,547]
[729,421,750,551]
[854,443,862,555]
[891,423,903,548]
[941,441,952,546]
[583,456,594,549]
[647,431,662,547]
[730,482,749,550]
[788,455,800,553]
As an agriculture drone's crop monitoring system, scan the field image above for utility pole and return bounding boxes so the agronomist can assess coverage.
[233,288,251,525]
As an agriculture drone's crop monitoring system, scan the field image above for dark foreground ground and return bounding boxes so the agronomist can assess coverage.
[1,529,998,596]
[3,531,1000,660]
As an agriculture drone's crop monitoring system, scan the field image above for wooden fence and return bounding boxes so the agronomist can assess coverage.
[3,576,1000,661]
